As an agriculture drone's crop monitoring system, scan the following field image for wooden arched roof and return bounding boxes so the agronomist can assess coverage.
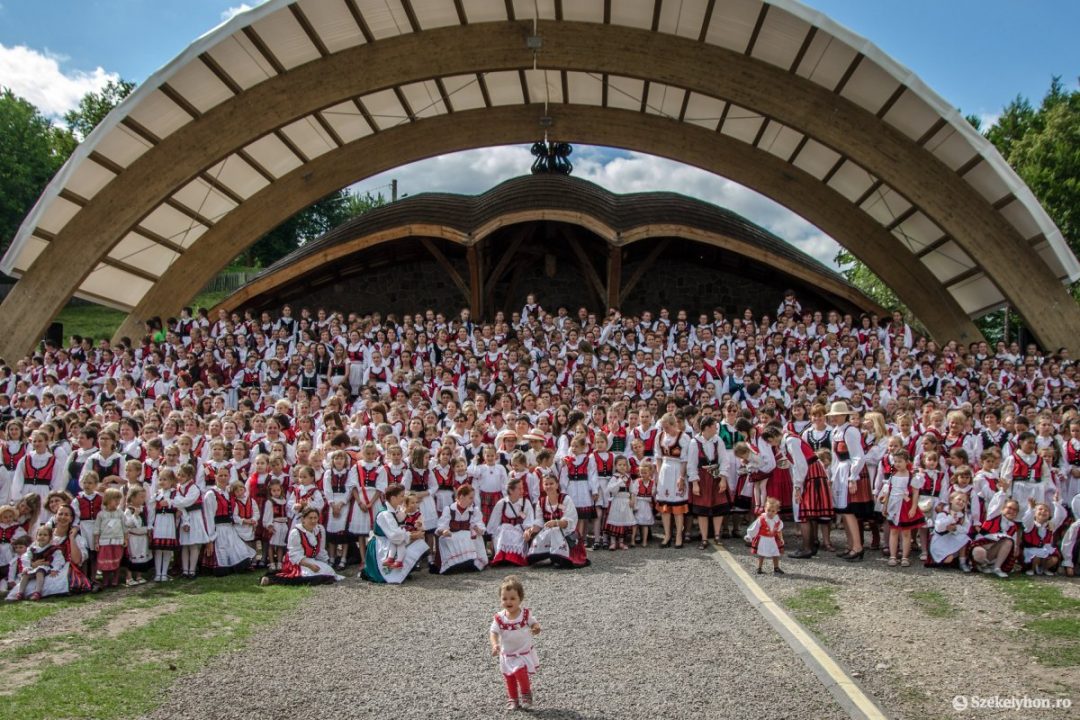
[217,174,885,316]
[1,0,1077,356]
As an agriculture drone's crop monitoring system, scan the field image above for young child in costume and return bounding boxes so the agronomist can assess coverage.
[745,496,784,574]
[489,575,541,711]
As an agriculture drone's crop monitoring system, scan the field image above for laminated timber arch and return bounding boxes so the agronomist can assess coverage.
[213,174,886,318]
[3,1,1078,358]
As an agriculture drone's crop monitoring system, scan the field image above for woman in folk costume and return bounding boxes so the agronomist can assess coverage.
[826,402,870,562]
[362,483,430,583]
[1058,419,1080,506]
[970,479,1022,577]
[860,412,890,552]
[488,477,535,567]
[654,413,692,548]
[0,419,27,505]
[201,464,255,576]
[346,441,388,563]
[763,420,796,518]
[261,506,344,586]
[434,484,488,574]
[11,431,63,523]
[687,416,730,548]
[1000,431,1054,510]
[528,473,589,568]
[1020,494,1067,576]
[9,504,92,598]
[558,435,599,542]
[928,491,973,571]
[745,497,784,575]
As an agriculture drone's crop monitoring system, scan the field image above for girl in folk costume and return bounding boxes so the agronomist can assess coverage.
[3,534,29,597]
[763,421,796,518]
[878,448,923,566]
[654,413,691,548]
[732,418,774,517]
[1000,431,1053,509]
[826,401,870,562]
[362,484,431,583]
[406,446,439,554]
[122,486,152,585]
[1021,494,1067,576]
[688,417,730,548]
[490,575,542,712]
[488,477,536,566]
[630,461,657,546]
[971,480,1022,577]
[942,411,983,471]
[94,487,126,588]
[229,480,260,552]
[287,465,325,530]
[323,450,357,569]
[73,470,103,579]
[65,427,98,497]
[915,448,949,564]
[197,441,234,491]
[1060,419,1080,505]
[150,468,180,582]
[745,497,784,575]
[430,445,457,514]
[8,525,63,601]
[0,505,26,587]
[345,329,366,396]
[1061,494,1080,576]
[11,431,62,522]
[173,464,210,579]
[347,442,388,564]
[470,445,510,528]
[604,455,637,550]
[260,506,344,586]
[262,479,290,571]
[528,473,589,568]
[229,441,252,492]
[202,464,255,576]
[81,429,124,487]
[245,454,271,567]
[591,431,616,550]
[509,452,540,506]
[0,420,27,505]
[929,491,973,571]
[560,435,600,543]
[434,485,488,574]
[945,465,981,533]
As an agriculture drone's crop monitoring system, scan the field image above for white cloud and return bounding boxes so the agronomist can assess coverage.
[0,43,119,117]
[221,3,255,21]
[351,146,842,268]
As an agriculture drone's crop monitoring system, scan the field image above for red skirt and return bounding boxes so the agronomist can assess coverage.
[798,461,834,522]
[690,467,731,517]
[97,544,124,571]
[766,466,794,515]
[68,564,93,593]
[889,498,924,529]
[479,491,503,526]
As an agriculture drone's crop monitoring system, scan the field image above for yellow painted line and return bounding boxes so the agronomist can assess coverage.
[714,548,889,720]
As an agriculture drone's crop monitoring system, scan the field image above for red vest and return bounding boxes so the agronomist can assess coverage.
[1011,453,1044,482]
[77,493,103,521]
[23,455,56,485]
[2,443,26,472]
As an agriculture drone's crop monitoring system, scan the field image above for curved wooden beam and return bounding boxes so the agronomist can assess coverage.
[115,105,974,344]
[7,21,1062,355]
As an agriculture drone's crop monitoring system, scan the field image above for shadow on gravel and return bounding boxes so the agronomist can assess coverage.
[529,709,609,719]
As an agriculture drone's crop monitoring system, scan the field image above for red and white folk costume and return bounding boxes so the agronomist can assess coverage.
[1021,499,1066,565]
[11,451,62,519]
[745,512,784,557]
[929,510,972,565]
[491,607,540,700]
[434,500,488,574]
[687,434,730,517]
[527,493,589,568]
[971,490,1020,572]
[559,453,599,520]
[346,462,386,537]
[1000,450,1054,509]
[173,480,211,545]
[271,525,343,584]
[487,496,535,566]
[322,467,357,543]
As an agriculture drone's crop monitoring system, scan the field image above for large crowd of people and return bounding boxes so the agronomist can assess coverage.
[1,288,1079,600]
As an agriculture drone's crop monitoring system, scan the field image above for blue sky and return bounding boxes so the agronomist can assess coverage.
[1,1,1076,266]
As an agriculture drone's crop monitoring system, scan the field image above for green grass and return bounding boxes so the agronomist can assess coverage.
[783,586,840,627]
[54,289,234,343]
[998,579,1080,667]
[909,590,957,618]
[0,573,310,720]
[0,593,92,638]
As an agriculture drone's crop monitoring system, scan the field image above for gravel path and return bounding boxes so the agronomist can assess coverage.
[144,546,848,720]
[728,530,1080,720]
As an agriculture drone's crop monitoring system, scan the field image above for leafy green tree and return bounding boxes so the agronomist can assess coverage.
[0,88,76,256]
[240,189,387,268]
[63,79,135,140]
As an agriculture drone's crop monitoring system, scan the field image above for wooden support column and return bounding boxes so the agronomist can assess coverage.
[467,243,483,319]
[484,226,529,313]
[606,244,622,311]
[419,237,469,304]
[565,228,606,307]
[621,238,671,304]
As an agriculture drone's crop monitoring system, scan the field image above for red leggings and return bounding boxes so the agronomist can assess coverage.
[503,666,531,699]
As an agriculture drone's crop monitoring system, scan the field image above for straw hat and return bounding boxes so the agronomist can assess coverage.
[824,401,853,418]
[522,432,545,443]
